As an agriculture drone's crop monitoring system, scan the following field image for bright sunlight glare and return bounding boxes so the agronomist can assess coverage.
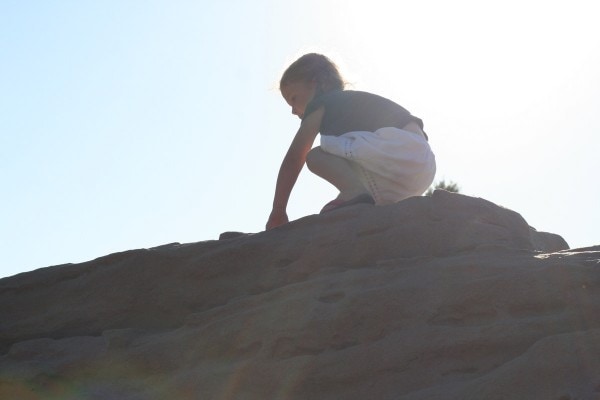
[1,0,599,278]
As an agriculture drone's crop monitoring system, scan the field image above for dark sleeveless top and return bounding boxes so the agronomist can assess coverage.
[303,90,426,139]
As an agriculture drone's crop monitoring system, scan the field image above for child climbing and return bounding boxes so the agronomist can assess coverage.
[266,53,436,229]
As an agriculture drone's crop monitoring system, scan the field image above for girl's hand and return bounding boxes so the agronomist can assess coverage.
[266,209,288,230]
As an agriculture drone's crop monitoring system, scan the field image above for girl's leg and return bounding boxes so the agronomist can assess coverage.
[306,147,369,200]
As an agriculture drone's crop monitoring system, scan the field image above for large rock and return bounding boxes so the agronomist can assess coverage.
[1,191,598,399]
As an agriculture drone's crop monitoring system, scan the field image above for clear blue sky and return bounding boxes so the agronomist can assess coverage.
[2,0,599,278]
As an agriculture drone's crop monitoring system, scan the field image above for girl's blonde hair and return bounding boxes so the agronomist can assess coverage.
[280,53,346,94]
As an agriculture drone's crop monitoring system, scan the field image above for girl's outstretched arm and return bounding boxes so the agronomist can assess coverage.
[266,107,324,230]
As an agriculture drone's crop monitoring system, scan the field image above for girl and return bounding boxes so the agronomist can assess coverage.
[266,53,436,230]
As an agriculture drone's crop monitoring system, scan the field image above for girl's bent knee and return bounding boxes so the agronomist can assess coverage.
[305,147,324,172]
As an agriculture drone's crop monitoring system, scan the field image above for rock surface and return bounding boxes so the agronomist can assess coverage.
[1,191,599,399]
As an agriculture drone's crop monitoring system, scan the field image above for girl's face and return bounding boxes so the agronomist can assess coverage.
[280,80,317,119]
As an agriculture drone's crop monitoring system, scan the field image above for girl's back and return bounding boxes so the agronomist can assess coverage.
[304,90,424,138]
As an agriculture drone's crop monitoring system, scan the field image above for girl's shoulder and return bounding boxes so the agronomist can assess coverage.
[330,90,394,102]
[326,90,400,108]
[305,90,395,120]
[316,89,378,104]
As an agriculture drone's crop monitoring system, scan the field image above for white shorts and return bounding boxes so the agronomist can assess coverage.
[320,127,436,205]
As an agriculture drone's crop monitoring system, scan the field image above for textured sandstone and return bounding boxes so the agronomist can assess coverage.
[1,191,598,399]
